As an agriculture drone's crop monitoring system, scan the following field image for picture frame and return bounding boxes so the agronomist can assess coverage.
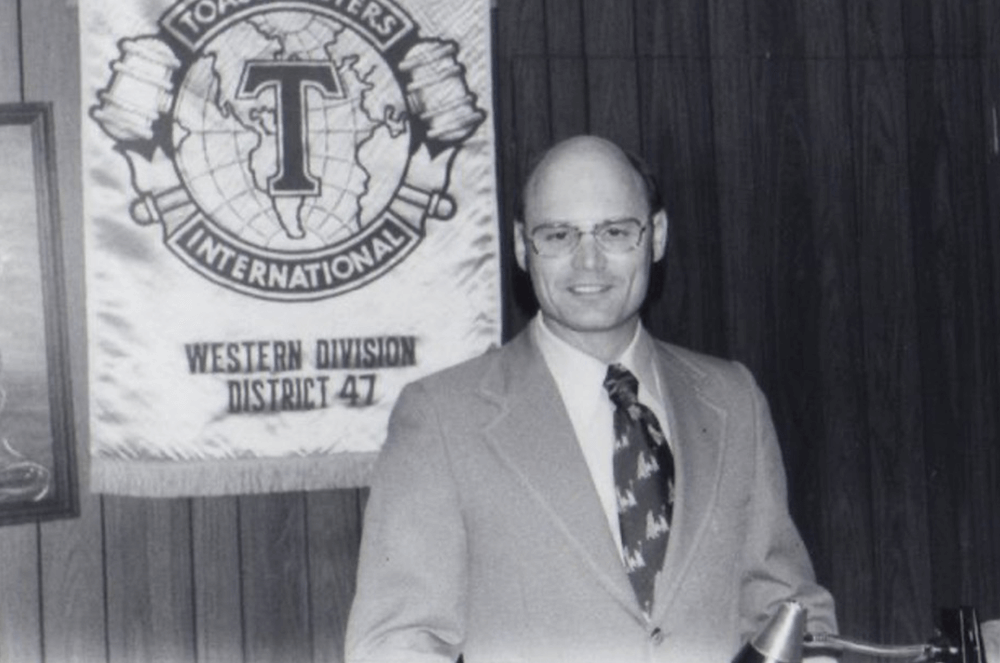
[0,102,78,526]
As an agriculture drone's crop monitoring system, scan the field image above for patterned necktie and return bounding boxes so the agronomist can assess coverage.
[603,363,675,615]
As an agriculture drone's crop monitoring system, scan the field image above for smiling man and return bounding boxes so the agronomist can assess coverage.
[513,136,667,364]
[345,135,838,663]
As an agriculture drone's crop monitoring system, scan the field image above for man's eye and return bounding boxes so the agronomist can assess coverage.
[602,224,637,240]
[540,229,571,242]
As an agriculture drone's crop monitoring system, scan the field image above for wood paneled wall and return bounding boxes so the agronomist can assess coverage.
[1,1,997,662]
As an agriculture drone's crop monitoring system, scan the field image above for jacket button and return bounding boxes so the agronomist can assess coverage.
[650,628,664,645]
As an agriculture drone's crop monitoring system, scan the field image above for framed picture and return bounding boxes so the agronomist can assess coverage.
[0,102,78,526]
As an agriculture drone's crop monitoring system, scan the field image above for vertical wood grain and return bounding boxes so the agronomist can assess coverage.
[979,0,1000,621]
[239,493,311,663]
[744,43,813,385]
[634,0,721,355]
[638,56,725,355]
[800,3,855,586]
[802,0,848,59]
[906,57,965,617]
[907,54,997,614]
[749,53,823,544]
[581,0,633,59]
[307,489,364,663]
[985,0,1000,52]
[851,54,934,643]
[494,0,548,333]
[581,0,640,151]
[635,0,710,58]
[103,497,196,663]
[745,0,805,58]
[0,524,42,663]
[903,0,981,58]
[707,0,753,368]
[711,56,761,370]
[847,0,905,60]
[504,57,551,189]
[803,57,877,644]
[192,497,243,663]
[545,0,587,140]
[20,2,110,661]
[0,0,20,101]
[583,68,641,151]
[708,0,749,59]
[737,5,849,600]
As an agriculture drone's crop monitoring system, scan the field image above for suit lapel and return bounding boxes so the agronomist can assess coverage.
[477,331,731,623]
[479,330,641,618]
[651,345,728,619]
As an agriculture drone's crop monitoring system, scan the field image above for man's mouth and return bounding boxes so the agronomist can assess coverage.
[568,283,613,295]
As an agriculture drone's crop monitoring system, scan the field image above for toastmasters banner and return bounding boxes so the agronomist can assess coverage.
[80,0,501,495]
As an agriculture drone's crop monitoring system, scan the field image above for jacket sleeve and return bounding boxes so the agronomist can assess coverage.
[735,363,839,660]
[345,381,467,663]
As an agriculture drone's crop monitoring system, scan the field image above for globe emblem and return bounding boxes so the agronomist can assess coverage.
[91,0,487,300]
[170,10,411,252]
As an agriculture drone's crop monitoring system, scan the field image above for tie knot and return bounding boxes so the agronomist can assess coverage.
[604,363,639,407]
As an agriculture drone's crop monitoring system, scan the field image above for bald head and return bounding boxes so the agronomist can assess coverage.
[521,136,661,224]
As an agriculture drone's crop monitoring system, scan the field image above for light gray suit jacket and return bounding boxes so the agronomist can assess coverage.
[345,328,837,663]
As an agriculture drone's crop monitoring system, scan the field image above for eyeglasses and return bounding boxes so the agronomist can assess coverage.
[526,218,647,257]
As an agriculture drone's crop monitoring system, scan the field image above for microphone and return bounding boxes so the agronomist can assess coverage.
[731,601,806,663]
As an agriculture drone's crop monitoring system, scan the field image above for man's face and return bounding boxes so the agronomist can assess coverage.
[514,138,667,359]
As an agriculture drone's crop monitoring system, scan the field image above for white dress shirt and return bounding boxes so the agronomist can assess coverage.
[531,315,672,557]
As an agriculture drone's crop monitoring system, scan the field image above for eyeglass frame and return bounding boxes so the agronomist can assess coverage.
[523,217,649,257]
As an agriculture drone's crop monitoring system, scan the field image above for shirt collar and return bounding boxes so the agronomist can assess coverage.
[532,315,663,408]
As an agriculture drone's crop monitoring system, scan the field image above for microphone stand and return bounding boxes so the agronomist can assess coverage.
[735,602,984,663]
[805,632,955,661]
[807,605,984,663]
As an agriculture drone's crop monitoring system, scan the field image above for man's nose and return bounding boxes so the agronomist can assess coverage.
[571,232,606,270]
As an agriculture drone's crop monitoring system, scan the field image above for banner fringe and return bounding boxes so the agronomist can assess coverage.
[91,453,379,496]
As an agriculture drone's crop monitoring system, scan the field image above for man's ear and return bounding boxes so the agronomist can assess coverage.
[651,209,668,262]
[513,220,529,271]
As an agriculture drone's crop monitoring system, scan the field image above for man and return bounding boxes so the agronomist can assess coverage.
[346,135,837,663]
